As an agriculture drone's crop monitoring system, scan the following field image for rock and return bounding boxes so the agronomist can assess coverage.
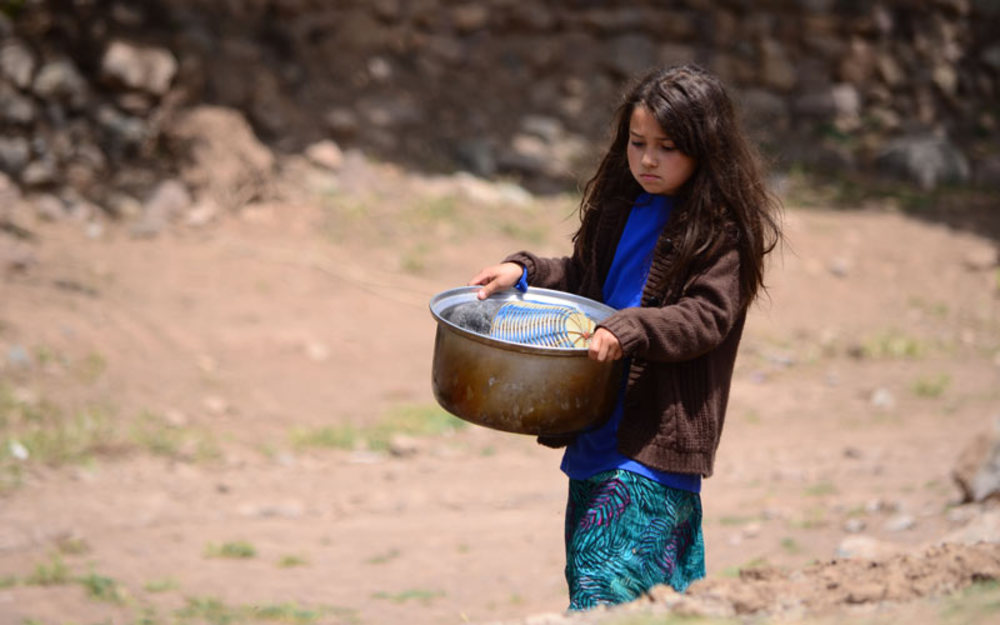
[974,154,1000,189]
[388,434,422,457]
[33,193,66,221]
[184,198,219,227]
[0,82,36,125]
[454,139,497,178]
[870,388,895,410]
[0,136,30,175]
[96,104,149,151]
[166,106,275,211]
[606,34,657,78]
[6,345,31,368]
[962,246,999,271]
[952,419,1000,503]
[830,83,861,122]
[740,88,789,128]
[0,235,36,273]
[0,40,36,89]
[132,179,192,237]
[983,43,1000,71]
[31,59,88,109]
[101,40,178,95]
[835,535,902,559]
[324,107,360,139]
[451,4,489,33]
[875,134,970,190]
[759,39,797,91]
[940,509,1000,545]
[521,115,564,143]
[304,140,344,171]
[20,159,57,187]
[843,518,866,533]
[883,514,916,532]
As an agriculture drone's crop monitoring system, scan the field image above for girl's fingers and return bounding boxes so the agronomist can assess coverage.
[589,328,623,362]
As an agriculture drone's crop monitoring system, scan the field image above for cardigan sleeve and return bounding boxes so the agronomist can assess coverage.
[503,244,588,295]
[598,237,745,362]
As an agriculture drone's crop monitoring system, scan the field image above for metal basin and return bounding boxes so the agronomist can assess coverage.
[429,286,623,435]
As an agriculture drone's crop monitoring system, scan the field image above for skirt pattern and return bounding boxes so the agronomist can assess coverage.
[564,469,705,610]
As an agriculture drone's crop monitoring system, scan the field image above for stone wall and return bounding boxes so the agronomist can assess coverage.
[1,0,998,203]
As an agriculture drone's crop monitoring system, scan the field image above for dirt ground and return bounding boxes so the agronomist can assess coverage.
[0,155,999,625]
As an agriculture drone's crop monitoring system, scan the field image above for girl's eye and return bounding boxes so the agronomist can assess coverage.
[660,144,677,152]
[630,141,644,148]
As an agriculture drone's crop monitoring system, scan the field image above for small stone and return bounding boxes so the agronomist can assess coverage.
[388,434,422,457]
[0,40,37,89]
[883,514,916,532]
[101,40,178,95]
[8,439,28,460]
[962,247,998,271]
[304,140,344,171]
[203,396,228,415]
[870,388,895,410]
[843,518,866,533]
[6,345,31,368]
[835,535,900,559]
[828,257,851,277]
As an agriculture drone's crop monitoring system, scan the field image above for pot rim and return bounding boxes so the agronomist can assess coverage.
[429,286,618,356]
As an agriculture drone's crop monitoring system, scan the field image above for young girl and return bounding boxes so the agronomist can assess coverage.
[469,64,782,610]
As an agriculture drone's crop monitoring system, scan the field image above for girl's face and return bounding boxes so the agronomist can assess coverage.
[626,105,697,196]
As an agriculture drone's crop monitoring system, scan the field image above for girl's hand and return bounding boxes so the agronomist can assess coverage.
[468,262,524,300]
[588,327,624,362]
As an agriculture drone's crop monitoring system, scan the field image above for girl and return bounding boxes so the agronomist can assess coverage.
[469,64,782,610]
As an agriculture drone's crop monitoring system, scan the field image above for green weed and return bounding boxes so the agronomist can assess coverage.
[177,596,336,624]
[366,403,466,451]
[290,425,359,451]
[55,534,90,555]
[130,410,221,462]
[25,554,72,586]
[912,373,951,398]
[78,351,108,384]
[204,541,257,559]
[789,506,829,529]
[144,577,180,593]
[290,403,465,453]
[721,556,772,578]
[249,603,326,623]
[780,537,801,553]
[372,588,445,604]
[0,384,121,472]
[78,571,127,603]
[803,481,838,497]
[176,596,235,623]
[939,579,1000,624]
[365,548,400,565]
[0,575,17,588]
[277,555,308,568]
[399,243,430,274]
[859,330,925,359]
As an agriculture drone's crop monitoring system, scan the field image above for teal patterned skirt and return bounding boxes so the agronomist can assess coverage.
[564,469,705,610]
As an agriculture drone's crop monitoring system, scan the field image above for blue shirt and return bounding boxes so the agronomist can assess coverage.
[560,193,702,493]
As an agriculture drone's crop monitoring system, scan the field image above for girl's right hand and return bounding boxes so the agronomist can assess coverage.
[468,262,523,300]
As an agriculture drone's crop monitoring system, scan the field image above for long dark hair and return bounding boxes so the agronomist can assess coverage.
[576,64,782,306]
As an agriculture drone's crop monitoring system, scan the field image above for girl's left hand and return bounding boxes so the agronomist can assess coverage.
[588,327,623,362]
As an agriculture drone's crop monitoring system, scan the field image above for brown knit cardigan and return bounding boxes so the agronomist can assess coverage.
[505,201,746,478]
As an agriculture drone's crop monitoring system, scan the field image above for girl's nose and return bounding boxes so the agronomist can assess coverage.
[641,149,657,167]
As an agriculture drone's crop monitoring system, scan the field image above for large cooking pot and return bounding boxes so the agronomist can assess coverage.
[429,286,623,435]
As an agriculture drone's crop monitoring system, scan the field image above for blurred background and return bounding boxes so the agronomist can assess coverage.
[1,0,999,200]
[1,2,999,625]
